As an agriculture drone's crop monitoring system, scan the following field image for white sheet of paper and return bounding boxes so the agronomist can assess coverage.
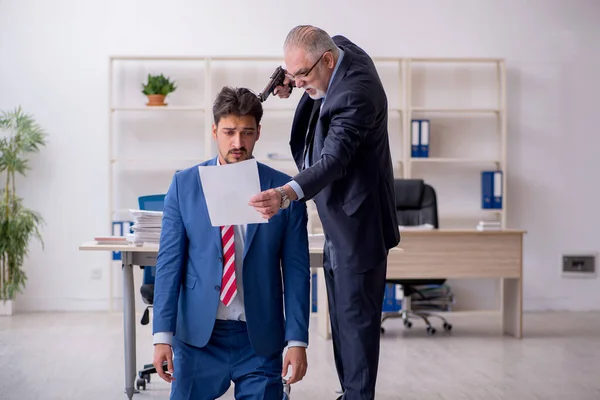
[198,158,267,227]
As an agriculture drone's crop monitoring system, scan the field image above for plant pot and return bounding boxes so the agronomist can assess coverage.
[146,94,167,106]
[0,299,14,316]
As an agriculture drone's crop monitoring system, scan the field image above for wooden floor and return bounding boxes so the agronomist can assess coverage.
[1,311,600,399]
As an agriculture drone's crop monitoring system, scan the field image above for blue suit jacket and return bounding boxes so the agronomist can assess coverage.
[152,157,311,356]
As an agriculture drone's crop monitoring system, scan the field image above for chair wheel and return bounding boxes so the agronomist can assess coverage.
[403,320,412,328]
[426,326,436,335]
[142,373,151,383]
[443,322,452,331]
[136,378,146,390]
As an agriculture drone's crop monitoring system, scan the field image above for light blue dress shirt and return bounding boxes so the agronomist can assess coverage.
[287,47,345,200]
[154,158,307,349]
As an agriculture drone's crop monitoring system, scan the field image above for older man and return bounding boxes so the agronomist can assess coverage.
[249,26,400,400]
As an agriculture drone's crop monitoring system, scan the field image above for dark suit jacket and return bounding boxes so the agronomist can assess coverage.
[290,35,400,272]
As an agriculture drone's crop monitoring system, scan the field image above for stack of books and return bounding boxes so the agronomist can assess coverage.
[94,236,129,245]
[128,210,163,245]
[476,219,502,231]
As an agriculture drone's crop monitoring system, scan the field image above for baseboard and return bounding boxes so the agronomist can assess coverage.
[524,297,600,312]
[15,297,112,312]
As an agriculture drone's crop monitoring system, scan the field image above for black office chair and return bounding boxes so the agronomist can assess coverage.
[381,179,453,335]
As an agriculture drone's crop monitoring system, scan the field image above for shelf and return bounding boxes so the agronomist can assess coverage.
[260,157,295,162]
[410,107,500,114]
[261,107,299,112]
[111,106,205,112]
[112,209,134,215]
[110,55,283,61]
[438,212,503,229]
[409,57,502,63]
[410,158,499,164]
[111,157,204,164]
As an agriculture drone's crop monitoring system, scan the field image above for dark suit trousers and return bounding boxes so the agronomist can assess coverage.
[323,236,387,400]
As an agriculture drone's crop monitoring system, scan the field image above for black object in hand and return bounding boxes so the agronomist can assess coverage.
[258,66,293,102]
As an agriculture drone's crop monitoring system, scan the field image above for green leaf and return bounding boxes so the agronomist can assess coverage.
[141,73,177,96]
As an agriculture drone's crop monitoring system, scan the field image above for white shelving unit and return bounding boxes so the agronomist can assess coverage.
[404,58,506,228]
[106,55,506,310]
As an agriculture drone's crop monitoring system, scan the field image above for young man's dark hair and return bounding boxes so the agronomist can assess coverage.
[213,86,263,126]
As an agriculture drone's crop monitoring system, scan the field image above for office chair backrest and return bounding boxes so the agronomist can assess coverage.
[393,179,439,228]
[138,194,166,289]
[138,194,166,212]
[392,179,446,286]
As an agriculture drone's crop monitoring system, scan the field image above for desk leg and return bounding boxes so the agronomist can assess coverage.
[316,268,331,340]
[122,252,137,399]
[502,278,522,338]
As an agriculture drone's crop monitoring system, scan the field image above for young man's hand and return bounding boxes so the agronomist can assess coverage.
[282,346,308,384]
[153,344,175,383]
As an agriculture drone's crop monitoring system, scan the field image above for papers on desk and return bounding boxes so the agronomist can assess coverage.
[94,236,128,245]
[198,158,266,227]
[476,220,502,231]
[127,209,163,244]
[308,233,325,249]
[398,223,434,231]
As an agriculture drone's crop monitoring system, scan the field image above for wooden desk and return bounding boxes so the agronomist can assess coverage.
[78,241,325,399]
[314,229,526,340]
[80,229,525,397]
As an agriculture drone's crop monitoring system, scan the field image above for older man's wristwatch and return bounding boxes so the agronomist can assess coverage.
[277,187,291,209]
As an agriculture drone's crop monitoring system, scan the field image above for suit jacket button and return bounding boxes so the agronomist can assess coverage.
[218,257,223,262]
[215,285,220,292]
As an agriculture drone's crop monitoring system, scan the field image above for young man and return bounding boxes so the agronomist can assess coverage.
[152,86,310,400]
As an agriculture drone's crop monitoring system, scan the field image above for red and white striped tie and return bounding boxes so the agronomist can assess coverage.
[220,225,237,306]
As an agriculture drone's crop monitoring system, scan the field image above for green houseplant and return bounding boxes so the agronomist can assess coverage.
[141,73,177,106]
[0,106,46,314]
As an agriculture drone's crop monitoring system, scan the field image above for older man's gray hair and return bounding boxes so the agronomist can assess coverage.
[284,25,339,60]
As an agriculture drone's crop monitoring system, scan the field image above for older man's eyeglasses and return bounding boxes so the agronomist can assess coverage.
[285,49,331,81]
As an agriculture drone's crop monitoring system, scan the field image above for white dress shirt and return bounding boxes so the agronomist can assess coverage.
[153,157,307,349]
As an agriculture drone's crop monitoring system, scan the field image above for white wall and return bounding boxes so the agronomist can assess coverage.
[1,0,599,312]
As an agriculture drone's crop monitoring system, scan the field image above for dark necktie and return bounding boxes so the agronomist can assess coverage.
[302,98,322,170]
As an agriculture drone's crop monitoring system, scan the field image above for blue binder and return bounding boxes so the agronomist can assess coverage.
[411,120,420,158]
[493,170,503,209]
[419,119,430,157]
[111,221,133,260]
[481,170,503,209]
[382,283,402,312]
[411,119,430,158]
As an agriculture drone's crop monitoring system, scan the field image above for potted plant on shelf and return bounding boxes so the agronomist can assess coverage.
[141,73,177,106]
[0,106,46,315]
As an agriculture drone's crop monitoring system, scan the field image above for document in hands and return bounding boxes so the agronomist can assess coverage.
[198,158,266,227]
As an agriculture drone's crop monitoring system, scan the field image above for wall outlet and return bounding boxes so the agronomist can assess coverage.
[562,254,596,278]
[91,268,102,280]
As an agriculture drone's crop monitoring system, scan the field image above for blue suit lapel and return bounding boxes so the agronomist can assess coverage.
[196,156,223,255]
[243,164,272,259]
